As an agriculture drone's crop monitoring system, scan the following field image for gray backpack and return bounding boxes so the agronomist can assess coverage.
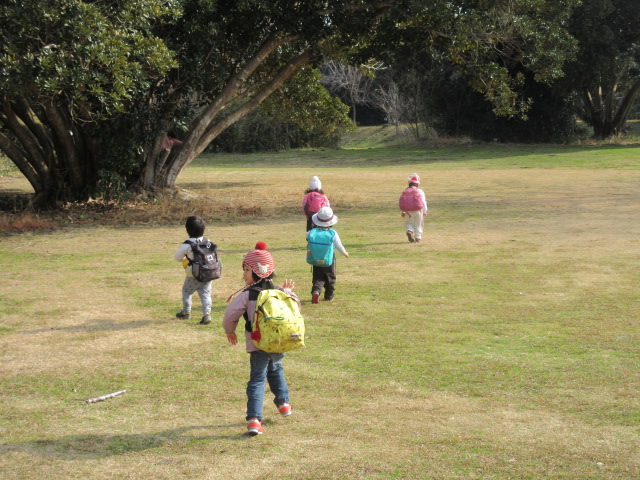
[184,238,222,282]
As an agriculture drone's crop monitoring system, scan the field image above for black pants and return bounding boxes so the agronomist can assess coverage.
[311,258,337,300]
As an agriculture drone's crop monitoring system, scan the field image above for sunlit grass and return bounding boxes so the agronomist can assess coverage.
[0,133,639,479]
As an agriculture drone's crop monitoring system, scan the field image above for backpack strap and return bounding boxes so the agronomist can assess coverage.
[304,192,319,216]
[243,287,261,332]
[183,238,213,266]
[183,239,197,265]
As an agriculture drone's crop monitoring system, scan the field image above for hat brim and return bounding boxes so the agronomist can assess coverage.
[312,214,338,227]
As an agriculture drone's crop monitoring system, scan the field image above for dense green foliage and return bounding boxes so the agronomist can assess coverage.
[568,0,640,137]
[4,0,635,206]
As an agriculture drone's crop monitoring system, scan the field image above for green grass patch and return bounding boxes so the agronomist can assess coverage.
[1,140,639,479]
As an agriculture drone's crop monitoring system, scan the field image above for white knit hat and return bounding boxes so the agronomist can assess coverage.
[408,173,421,185]
[312,206,338,227]
[309,176,322,190]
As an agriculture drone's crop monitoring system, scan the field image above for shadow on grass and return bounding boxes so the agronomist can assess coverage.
[0,423,262,459]
[178,180,253,190]
[23,319,155,335]
[194,142,640,169]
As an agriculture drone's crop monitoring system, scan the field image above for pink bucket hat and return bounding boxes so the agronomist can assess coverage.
[408,173,421,185]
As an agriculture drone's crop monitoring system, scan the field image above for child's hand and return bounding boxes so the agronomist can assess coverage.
[282,279,295,290]
[401,212,406,218]
[344,252,350,258]
[226,333,238,345]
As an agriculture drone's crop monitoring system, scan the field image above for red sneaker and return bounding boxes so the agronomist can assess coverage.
[247,418,263,436]
[312,293,320,304]
[278,403,292,417]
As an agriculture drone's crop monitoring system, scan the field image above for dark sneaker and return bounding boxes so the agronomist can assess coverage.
[312,293,320,304]
[324,295,334,301]
[247,418,263,436]
[199,314,211,325]
[406,230,415,243]
[176,311,191,320]
[278,403,292,417]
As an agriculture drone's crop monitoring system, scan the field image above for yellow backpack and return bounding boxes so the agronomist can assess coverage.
[250,289,305,353]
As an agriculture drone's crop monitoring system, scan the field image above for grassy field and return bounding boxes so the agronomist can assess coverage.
[1,137,639,479]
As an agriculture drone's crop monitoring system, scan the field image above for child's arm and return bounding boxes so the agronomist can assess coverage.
[281,279,302,308]
[174,242,191,262]
[222,293,246,346]
[333,232,349,258]
[420,189,428,216]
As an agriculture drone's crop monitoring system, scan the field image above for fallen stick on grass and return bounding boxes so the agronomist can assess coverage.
[86,390,127,404]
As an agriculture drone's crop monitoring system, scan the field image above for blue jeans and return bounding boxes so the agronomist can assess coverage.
[246,350,289,421]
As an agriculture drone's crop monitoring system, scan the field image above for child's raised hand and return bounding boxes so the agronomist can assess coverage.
[282,279,295,290]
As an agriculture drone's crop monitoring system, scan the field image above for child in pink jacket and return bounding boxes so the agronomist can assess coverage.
[301,175,330,231]
[399,173,428,243]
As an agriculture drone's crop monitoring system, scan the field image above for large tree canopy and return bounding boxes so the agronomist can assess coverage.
[0,0,178,205]
[0,0,582,207]
[568,0,640,137]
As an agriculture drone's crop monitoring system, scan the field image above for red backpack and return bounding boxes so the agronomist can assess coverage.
[399,187,424,211]
[304,192,328,215]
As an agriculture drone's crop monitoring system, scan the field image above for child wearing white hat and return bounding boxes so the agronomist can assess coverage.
[306,206,349,303]
[301,175,331,231]
[399,173,428,243]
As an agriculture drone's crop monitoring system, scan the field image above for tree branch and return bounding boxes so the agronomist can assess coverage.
[2,101,48,177]
[0,130,43,192]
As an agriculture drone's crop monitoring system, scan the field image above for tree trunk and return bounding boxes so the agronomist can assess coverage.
[157,38,313,189]
[584,75,640,138]
[0,97,97,207]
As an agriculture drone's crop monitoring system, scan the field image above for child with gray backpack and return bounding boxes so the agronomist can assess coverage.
[174,216,222,325]
[306,206,349,304]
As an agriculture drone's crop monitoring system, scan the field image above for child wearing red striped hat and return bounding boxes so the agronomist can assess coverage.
[222,242,301,436]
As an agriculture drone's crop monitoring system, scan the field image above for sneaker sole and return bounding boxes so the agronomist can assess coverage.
[247,428,263,436]
[406,231,415,242]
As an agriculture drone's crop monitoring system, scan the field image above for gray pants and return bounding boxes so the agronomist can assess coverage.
[181,277,212,314]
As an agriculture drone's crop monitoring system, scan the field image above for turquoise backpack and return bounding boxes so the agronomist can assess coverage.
[306,228,336,266]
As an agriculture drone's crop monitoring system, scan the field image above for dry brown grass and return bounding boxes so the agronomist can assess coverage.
[1,147,639,479]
